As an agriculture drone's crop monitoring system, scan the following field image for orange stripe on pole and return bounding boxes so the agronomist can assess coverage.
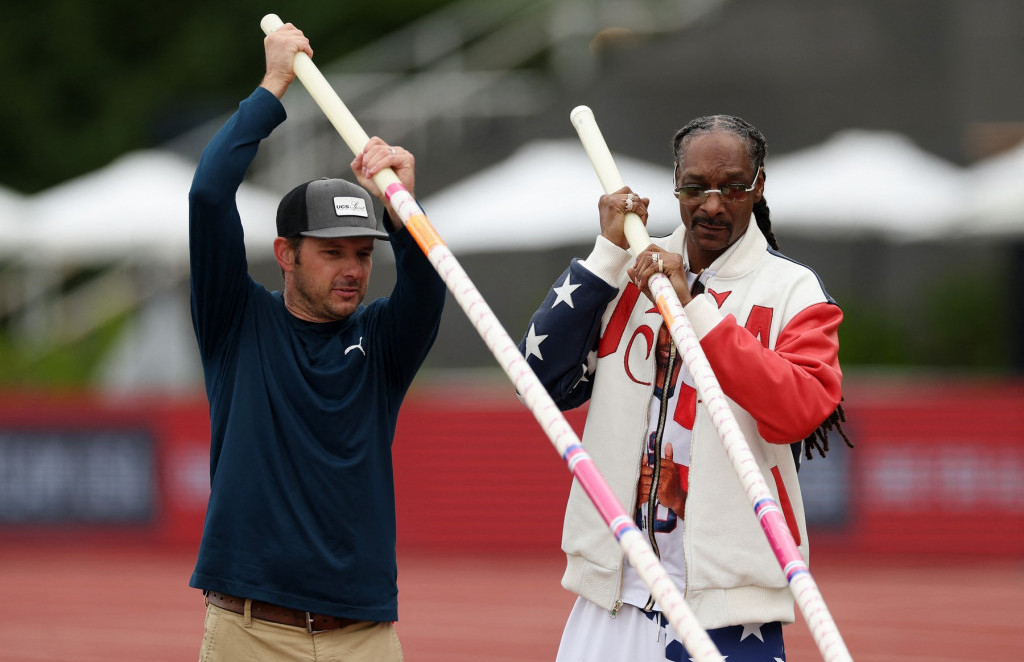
[405,214,445,253]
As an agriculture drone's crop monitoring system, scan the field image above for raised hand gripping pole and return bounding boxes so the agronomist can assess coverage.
[260,15,725,662]
[570,105,853,662]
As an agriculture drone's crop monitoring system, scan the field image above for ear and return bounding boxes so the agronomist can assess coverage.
[753,169,765,204]
[273,237,296,273]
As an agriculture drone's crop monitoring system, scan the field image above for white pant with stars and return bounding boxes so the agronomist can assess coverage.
[555,597,786,662]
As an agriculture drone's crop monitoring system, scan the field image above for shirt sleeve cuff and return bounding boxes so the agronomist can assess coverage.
[684,295,724,340]
[579,235,632,287]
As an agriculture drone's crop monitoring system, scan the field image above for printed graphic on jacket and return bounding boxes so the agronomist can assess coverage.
[621,323,692,610]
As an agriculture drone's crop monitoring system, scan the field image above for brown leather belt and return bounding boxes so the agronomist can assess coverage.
[205,591,363,633]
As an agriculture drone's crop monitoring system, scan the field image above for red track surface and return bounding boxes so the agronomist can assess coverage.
[0,545,1020,661]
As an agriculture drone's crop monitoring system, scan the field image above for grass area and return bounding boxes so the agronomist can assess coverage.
[0,312,130,388]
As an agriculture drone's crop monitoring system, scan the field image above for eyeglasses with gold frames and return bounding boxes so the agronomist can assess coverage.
[674,165,762,205]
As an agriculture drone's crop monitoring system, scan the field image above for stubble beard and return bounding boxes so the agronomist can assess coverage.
[291,267,364,322]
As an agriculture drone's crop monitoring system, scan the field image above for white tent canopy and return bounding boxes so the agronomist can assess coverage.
[419,140,682,253]
[422,130,992,250]
[3,130,1018,266]
[19,150,281,264]
[4,129,1016,395]
[962,138,1024,237]
[765,129,968,240]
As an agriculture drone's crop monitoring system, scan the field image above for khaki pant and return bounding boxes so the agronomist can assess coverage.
[199,602,404,662]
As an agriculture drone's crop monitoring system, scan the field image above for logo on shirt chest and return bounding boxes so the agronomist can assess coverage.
[344,336,366,356]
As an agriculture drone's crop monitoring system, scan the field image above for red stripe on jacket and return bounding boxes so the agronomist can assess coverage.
[699,302,842,443]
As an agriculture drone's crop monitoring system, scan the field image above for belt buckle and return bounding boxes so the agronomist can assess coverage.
[305,611,315,634]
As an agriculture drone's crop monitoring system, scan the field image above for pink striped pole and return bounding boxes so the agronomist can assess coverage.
[571,105,853,662]
[261,15,725,662]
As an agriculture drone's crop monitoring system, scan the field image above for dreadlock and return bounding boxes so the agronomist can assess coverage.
[802,398,852,461]
[672,115,851,461]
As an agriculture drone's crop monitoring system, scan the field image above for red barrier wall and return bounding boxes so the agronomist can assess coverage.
[1,378,1022,557]
[829,379,1024,556]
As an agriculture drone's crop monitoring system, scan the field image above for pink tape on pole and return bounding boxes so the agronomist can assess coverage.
[563,443,633,535]
[754,499,807,580]
[384,181,405,200]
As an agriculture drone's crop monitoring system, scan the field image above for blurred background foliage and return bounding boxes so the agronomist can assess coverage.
[0,0,458,194]
[0,0,1020,388]
[0,0,458,388]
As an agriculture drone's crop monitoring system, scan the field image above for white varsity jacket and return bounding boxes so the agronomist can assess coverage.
[519,217,843,630]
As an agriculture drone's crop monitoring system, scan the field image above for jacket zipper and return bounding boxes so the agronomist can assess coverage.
[643,335,677,612]
[680,270,705,603]
[614,331,666,617]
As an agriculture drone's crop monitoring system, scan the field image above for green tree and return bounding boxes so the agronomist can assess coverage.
[0,0,456,193]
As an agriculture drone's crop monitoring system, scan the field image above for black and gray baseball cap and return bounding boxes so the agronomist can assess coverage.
[276,178,389,240]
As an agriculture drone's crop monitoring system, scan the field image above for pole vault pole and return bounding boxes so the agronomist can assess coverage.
[259,15,725,662]
[570,105,854,662]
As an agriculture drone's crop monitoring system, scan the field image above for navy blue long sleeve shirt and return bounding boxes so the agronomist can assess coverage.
[187,87,445,621]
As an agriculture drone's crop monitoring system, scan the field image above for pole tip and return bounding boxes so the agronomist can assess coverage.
[569,105,594,127]
[260,14,284,35]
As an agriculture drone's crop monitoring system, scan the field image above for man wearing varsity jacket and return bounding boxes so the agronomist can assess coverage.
[519,115,845,662]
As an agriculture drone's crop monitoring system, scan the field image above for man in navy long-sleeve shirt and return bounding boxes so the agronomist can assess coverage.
[187,24,444,662]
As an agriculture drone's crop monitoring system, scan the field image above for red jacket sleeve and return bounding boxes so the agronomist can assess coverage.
[699,302,843,443]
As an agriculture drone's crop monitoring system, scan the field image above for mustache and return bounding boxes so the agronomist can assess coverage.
[331,279,362,289]
[691,215,729,228]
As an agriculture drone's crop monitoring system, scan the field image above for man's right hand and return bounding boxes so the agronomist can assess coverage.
[351,138,415,231]
[260,23,313,99]
[598,186,649,250]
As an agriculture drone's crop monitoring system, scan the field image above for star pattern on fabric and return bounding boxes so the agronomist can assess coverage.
[570,350,599,390]
[551,273,581,309]
[570,363,590,389]
[739,623,765,642]
[670,621,783,661]
[524,323,548,361]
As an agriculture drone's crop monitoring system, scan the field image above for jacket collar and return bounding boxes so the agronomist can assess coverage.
[676,213,767,280]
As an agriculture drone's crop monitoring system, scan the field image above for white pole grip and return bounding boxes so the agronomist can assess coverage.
[570,105,650,256]
[261,14,400,195]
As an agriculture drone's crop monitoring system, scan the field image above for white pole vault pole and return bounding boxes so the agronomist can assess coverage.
[570,105,853,662]
[260,15,725,662]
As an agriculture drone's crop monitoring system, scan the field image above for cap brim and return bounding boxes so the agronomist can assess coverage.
[301,227,390,240]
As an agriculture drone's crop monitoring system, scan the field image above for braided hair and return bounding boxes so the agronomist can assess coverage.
[672,115,850,461]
